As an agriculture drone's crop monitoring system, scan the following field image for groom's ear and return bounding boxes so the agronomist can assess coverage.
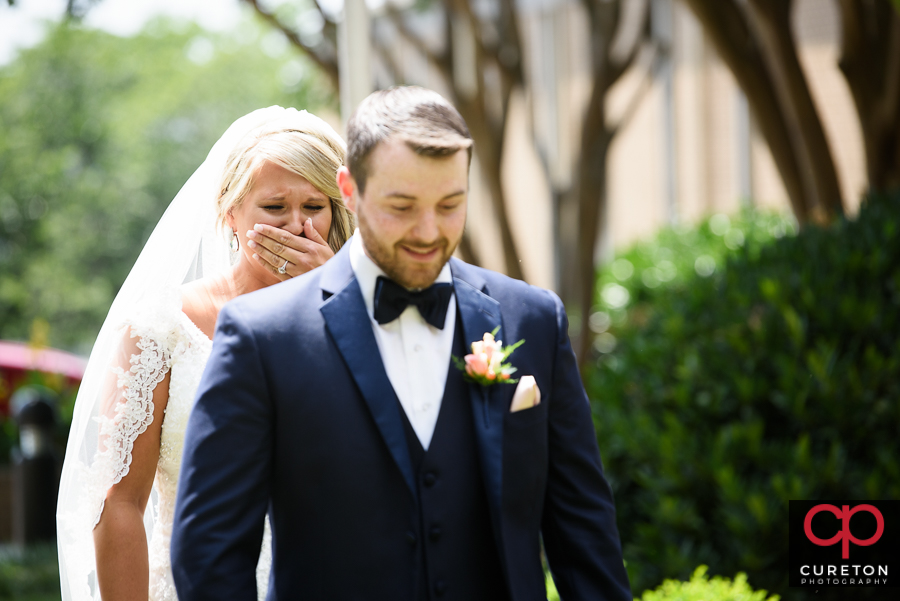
[337,166,358,213]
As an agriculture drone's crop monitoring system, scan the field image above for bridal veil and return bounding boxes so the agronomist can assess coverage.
[56,106,339,600]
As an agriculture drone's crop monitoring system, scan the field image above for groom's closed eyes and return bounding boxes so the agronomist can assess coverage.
[385,190,466,213]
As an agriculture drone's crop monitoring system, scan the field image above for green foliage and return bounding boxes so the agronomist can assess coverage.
[588,208,795,355]
[637,566,778,601]
[0,544,61,601]
[0,17,335,353]
[587,195,900,600]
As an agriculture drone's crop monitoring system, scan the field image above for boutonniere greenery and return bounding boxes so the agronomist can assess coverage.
[453,327,524,386]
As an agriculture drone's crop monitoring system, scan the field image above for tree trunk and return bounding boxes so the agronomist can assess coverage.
[575,129,612,364]
[839,0,900,193]
[457,231,480,265]
[552,186,579,306]
[682,0,812,222]
[456,95,525,280]
[747,0,845,219]
[567,0,619,365]
[455,96,526,281]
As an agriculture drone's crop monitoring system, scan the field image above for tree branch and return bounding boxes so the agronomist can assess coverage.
[609,42,662,138]
[449,0,487,97]
[497,0,526,84]
[373,34,403,85]
[385,6,451,80]
[312,0,339,52]
[608,0,651,84]
[447,0,524,279]
[242,0,339,91]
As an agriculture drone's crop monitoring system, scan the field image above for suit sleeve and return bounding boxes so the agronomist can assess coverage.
[540,291,632,601]
[171,304,272,601]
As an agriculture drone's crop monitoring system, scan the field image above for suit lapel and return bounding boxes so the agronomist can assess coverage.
[317,252,506,524]
[319,246,418,501]
[450,260,505,543]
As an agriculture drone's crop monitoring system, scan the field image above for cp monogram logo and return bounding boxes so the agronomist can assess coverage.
[804,504,884,559]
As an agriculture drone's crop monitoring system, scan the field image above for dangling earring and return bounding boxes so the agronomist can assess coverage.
[229,229,240,253]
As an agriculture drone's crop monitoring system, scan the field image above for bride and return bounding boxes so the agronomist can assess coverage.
[56,106,353,601]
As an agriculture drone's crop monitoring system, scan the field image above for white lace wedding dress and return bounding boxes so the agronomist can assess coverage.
[135,309,272,601]
[145,311,214,601]
[57,106,324,601]
[59,301,271,601]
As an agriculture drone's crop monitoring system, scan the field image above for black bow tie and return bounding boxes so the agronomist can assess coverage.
[373,276,453,329]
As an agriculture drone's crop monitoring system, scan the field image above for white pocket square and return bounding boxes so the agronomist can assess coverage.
[510,375,541,412]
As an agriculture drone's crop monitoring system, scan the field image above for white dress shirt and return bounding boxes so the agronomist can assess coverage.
[348,232,456,450]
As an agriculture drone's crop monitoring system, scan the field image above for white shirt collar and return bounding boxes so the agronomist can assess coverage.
[348,230,453,322]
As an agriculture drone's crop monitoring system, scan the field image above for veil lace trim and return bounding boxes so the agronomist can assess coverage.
[89,323,174,527]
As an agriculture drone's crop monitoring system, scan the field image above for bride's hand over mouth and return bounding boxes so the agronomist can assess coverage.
[246,218,334,280]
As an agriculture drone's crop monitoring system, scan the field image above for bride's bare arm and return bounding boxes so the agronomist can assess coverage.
[92,333,171,601]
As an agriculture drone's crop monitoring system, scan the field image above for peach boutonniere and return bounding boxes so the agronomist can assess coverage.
[453,327,524,386]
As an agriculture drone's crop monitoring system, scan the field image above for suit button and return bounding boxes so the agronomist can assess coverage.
[423,472,437,487]
[434,580,448,596]
[429,525,442,541]
[405,531,417,547]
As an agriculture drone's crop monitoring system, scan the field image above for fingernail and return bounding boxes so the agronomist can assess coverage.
[306,218,312,226]
[254,224,264,232]
[247,230,256,239]
[247,239,257,248]
[252,253,259,260]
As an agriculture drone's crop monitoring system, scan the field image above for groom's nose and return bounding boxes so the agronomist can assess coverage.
[410,208,439,243]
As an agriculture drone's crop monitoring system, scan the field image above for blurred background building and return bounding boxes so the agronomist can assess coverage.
[331,0,882,361]
[365,0,864,289]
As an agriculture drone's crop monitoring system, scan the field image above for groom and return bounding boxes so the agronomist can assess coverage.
[171,86,631,601]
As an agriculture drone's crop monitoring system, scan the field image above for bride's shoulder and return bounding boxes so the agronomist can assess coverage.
[180,278,210,313]
[108,286,188,361]
[180,277,224,340]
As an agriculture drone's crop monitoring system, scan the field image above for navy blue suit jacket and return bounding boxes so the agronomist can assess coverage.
[171,241,631,601]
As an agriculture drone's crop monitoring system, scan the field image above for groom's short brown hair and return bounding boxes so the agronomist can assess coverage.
[346,86,473,193]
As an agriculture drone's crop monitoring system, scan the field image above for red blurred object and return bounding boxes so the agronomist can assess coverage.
[0,340,87,415]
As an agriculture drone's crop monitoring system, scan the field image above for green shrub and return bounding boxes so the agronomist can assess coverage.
[0,544,61,601]
[587,194,900,601]
[638,566,778,601]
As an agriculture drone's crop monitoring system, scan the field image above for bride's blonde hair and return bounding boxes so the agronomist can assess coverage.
[216,120,354,253]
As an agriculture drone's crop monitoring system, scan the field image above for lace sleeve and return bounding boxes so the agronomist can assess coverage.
[56,314,181,600]
[87,320,177,528]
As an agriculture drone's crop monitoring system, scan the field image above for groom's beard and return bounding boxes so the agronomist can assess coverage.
[357,205,460,290]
